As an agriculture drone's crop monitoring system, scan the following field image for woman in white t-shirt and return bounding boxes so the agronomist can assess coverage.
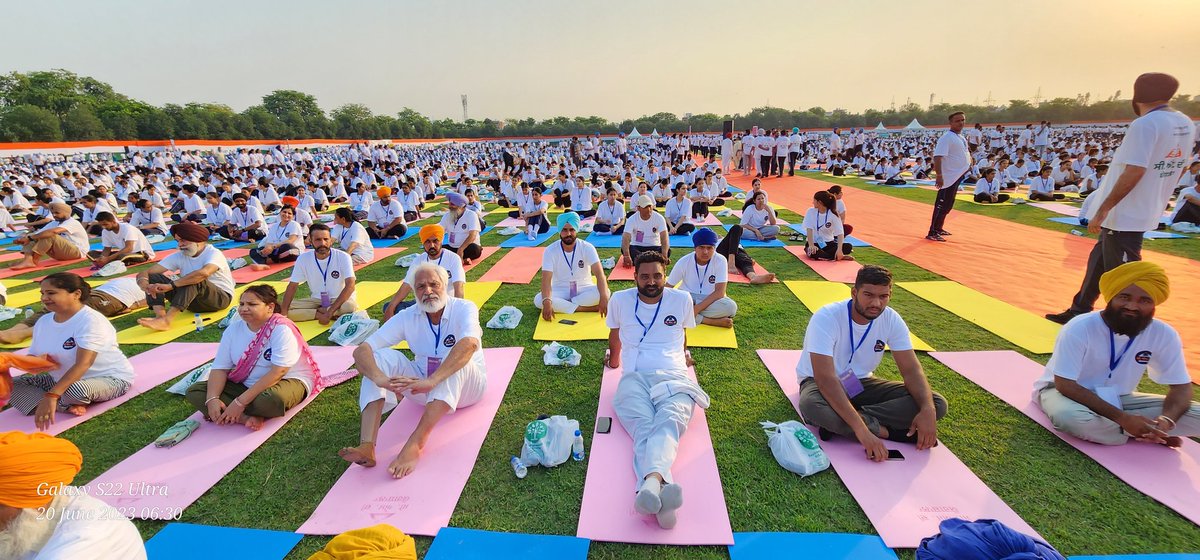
[664,188,696,236]
[8,273,136,430]
[594,187,626,235]
[348,183,373,221]
[803,191,854,261]
[1028,167,1066,201]
[186,285,320,429]
[972,169,1011,204]
[739,192,780,241]
[249,205,303,265]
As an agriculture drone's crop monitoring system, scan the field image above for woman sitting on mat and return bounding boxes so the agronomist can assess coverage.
[740,191,780,241]
[741,178,769,211]
[186,284,320,431]
[972,168,1011,204]
[8,273,135,431]
[248,205,303,267]
[802,191,854,261]
[665,186,696,236]
[594,187,626,235]
[827,185,854,237]
[1028,166,1066,201]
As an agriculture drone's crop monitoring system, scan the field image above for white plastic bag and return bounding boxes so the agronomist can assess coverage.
[541,342,581,367]
[1170,221,1200,234]
[519,415,580,468]
[228,256,248,270]
[600,256,616,270]
[145,234,167,244]
[579,222,594,233]
[486,305,523,329]
[94,260,127,277]
[395,253,418,267]
[761,420,830,477]
[166,363,213,396]
[328,311,379,346]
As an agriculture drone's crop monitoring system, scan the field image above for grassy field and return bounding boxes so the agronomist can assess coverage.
[2,187,1197,559]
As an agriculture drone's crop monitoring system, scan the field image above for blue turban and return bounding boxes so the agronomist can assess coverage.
[447,192,468,207]
[916,518,1065,560]
[557,212,581,231]
[692,227,719,247]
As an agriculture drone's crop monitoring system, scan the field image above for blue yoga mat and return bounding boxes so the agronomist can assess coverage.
[501,227,559,247]
[1071,556,1200,560]
[146,523,301,560]
[729,532,897,560]
[722,225,785,247]
[370,237,402,248]
[212,239,249,249]
[1047,217,1188,239]
[846,235,872,247]
[425,527,590,560]
[1047,216,1085,226]
[585,231,697,248]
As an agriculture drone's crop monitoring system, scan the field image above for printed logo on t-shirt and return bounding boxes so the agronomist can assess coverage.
[873,340,885,352]
[651,227,658,232]
[331,270,340,279]
[62,337,76,350]
[663,315,677,326]
[1134,350,1152,365]
[264,348,273,360]
[460,223,467,229]
[578,259,585,269]
[708,274,717,284]
[443,334,456,348]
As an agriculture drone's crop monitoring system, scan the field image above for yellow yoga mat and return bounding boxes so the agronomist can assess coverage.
[2,278,31,290]
[687,324,737,348]
[783,280,936,352]
[898,281,1059,354]
[4,285,43,309]
[955,193,1027,206]
[533,311,609,341]
[116,282,287,345]
[393,281,502,349]
[291,281,398,341]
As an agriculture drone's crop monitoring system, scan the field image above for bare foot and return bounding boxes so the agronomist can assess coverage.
[66,405,87,416]
[243,416,265,431]
[703,317,734,328]
[0,330,28,345]
[249,263,270,271]
[388,442,423,479]
[1164,436,1184,448]
[338,443,377,467]
[749,272,776,284]
[839,255,856,261]
[137,316,173,331]
[9,261,36,270]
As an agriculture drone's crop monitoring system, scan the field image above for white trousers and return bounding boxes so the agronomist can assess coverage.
[612,370,696,487]
[358,349,487,414]
[1037,387,1200,445]
[533,284,600,314]
[688,291,737,319]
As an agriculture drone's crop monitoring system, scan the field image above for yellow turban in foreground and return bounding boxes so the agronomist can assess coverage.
[1099,261,1170,305]
[308,524,416,560]
[0,431,83,508]
[419,224,445,243]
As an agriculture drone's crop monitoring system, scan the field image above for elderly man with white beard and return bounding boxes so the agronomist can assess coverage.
[339,262,488,478]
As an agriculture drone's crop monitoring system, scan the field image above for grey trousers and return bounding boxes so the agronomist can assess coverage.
[798,376,949,438]
[1037,386,1200,445]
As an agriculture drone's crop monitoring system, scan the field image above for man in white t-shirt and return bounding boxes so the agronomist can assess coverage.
[89,212,155,267]
[135,222,235,331]
[666,227,736,328]
[926,111,972,242]
[340,262,488,479]
[382,224,466,320]
[367,186,407,239]
[535,212,610,319]
[439,192,483,264]
[796,265,947,461]
[1046,73,1196,324]
[604,250,708,529]
[280,223,358,325]
[10,203,88,270]
[622,195,670,268]
[1037,261,1199,446]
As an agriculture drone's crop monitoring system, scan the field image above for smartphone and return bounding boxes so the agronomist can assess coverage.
[558,319,577,325]
[886,449,905,461]
[596,416,612,434]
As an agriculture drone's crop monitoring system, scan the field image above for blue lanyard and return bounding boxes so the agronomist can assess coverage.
[560,241,577,274]
[339,225,350,245]
[820,210,830,229]
[694,256,711,293]
[845,300,875,363]
[634,296,663,344]
[273,222,290,243]
[427,314,443,357]
[1108,329,1136,378]
[1146,104,1170,115]
[313,253,334,288]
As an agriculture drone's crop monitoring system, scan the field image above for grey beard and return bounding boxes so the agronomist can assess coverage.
[418,295,447,314]
[0,497,61,559]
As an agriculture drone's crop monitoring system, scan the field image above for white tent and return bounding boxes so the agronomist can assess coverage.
[627,127,642,138]
[650,129,661,137]
[873,122,888,132]
[904,118,925,130]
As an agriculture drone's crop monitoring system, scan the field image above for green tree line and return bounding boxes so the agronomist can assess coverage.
[1,69,1196,143]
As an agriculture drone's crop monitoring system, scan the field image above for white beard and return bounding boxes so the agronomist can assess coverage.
[417,294,447,314]
[0,497,61,559]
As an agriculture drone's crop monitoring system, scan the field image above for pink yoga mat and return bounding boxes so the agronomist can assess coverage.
[0,343,218,435]
[576,367,733,546]
[932,350,1200,527]
[45,249,179,281]
[361,247,404,269]
[0,257,86,279]
[758,349,1040,548]
[84,345,357,519]
[477,247,541,284]
[1027,202,1081,217]
[784,247,862,283]
[224,249,294,283]
[607,261,774,284]
[461,246,500,273]
[297,347,524,536]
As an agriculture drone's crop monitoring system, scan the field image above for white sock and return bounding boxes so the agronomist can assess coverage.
[634,477,663,515]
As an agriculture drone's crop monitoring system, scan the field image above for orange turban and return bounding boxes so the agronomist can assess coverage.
[0,353,57,409]
[419,224,444,243]
[282,196,300,208]
[0,431,83,508]
[376,186,392,198]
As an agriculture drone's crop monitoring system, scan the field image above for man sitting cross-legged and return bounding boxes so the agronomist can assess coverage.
[535,212,611,321]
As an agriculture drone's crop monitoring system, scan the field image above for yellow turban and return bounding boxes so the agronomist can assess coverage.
[419,224,444,243]
[307,524,416,560]
[0,431,83,508]
[1099,261,1170,305]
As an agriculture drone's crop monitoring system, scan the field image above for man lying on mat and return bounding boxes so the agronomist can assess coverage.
[186,285,319,431]
[8,203,88,271]
[135,221,235,332]
[0,432,147,559]
[535,212,611,321]
[7,273,136,431]
[279,223,358,326]
[0,277,146,345]
[605,251,709,529]
[1036,261,1200,447]
[796,265,948,462]
[622,195,670,267]
[439,193,483,266]
[342,262,488,478]
[667,228,736,328]
[382,224,466,320]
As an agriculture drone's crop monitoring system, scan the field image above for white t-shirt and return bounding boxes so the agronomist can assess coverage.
[366,297,486,373]
[741,204,775,229]
[933,130,971,186]
[265,220,304,252]
[232,206,267,233]
[668,252,728,297]
[23,493,147,560]
[367,199,405,226]
[974,177,999,196]
[29,306,135,383]
[665,197,692,223]
[129,207,164,229]
[625,210,668,247]
[403,249,466,288]
[541,239,600,290]
[1172,186,1198,221]
[596,200,625,225]
[796,299,914,380]
[440,209,481,249]
[1087,109,1197,232]
[94,277,145,308]
[159,245,235,298]
[289,248,357,304]
[802,208,845,245]
[1036,312,1188,396]
[332,221,374,262]
[101,222,155,258]
[214,317,314,392]
[37,218,89,255]
[606,287,695,373]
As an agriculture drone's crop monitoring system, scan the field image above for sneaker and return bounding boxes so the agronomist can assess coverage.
[1044,310,1080,325]
[925,234,946,242]
[937,230,952,236]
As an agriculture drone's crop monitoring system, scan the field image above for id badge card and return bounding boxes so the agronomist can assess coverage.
[448,232,457,245]
[635,230,645,243]
[839,368,865,399]
[1094,386,1123,410]
[320,291,331,308]
[426,356,442,375]
[569,281,578,298]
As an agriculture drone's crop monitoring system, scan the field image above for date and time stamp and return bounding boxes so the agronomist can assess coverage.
[34,482,183,521]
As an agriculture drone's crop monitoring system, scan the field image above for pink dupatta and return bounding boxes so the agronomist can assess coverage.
[227,314,327,395]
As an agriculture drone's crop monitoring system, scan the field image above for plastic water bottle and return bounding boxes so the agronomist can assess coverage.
[572,430,585,461]
[1070,229,1085,237]
[193,313,204,332]
[510,456,527,479]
